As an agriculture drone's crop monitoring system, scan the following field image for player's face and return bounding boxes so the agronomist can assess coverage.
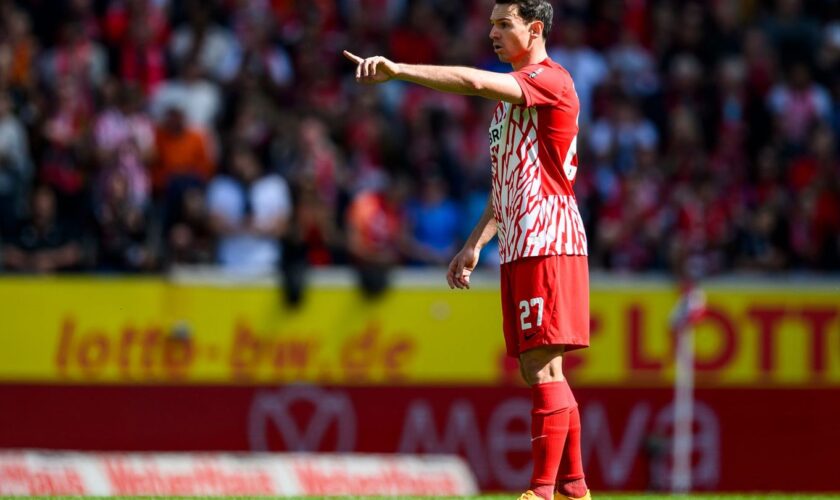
[489,4,534,64]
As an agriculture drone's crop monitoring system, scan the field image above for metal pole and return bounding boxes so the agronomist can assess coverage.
[670,285,705,493]
[671,318,694,492]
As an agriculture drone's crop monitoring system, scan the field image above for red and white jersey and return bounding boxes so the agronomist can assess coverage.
[489,58,588,264]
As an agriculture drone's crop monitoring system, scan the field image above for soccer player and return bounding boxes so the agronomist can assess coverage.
[344,1,590,499]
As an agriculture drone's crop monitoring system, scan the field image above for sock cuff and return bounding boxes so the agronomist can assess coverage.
[532,380,573,414]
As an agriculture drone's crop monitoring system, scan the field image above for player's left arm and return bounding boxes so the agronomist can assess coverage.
[343,50,524,104]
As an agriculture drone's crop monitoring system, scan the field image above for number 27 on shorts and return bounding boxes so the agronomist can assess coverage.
[519,296,544,331]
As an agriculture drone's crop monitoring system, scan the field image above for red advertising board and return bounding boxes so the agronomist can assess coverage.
[0,451,476,496]
[1,384,838,492]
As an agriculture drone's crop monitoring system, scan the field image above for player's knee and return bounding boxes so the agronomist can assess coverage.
[519,346,565,386]
[519,359,539,385]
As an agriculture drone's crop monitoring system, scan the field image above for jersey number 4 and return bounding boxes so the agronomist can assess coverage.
[563,112,580,182]
[519,297,544,331]
[563,135,578,182]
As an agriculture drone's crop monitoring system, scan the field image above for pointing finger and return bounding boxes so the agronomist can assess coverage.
[342,50,363,64]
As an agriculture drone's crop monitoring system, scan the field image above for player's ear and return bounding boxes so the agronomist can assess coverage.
[529,20,543,39]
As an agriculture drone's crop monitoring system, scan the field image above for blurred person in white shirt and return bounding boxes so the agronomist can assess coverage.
[0,91,32,237]
[169,0,237,81]
[207,144,291,275]
[548,15,608,126]
[151,60,221,130]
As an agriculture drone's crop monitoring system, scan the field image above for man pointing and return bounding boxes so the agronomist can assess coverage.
[345,2,591,499]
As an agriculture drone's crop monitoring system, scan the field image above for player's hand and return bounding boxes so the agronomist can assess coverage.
[343,50,398,84]
[447,245,480,290]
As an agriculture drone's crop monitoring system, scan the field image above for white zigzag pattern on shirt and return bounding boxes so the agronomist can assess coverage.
[490,104,588,263]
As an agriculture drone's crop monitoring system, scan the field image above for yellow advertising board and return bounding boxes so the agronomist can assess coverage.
[0,277,838,386]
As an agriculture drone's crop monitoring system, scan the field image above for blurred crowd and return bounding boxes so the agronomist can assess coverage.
[0,0,839,285]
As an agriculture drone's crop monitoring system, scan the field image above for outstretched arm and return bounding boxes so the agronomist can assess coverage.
[447,197,497,290]
[343,50,524,104]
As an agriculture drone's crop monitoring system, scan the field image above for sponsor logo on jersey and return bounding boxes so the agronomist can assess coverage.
[488,121,505,148]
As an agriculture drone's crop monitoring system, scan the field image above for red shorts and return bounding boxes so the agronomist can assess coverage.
[500,255,590,357]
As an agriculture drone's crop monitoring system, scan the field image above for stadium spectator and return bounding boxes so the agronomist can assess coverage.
[280,173,342,308]
[39,76,93,224]
[296,116,344,207]
[39,21,107,93]
[605,27,659,100]
[0,0,837,277]
[589,93,659,174]
[0,7,39,94]
[787,125,840,269]
[152,106,214,193]
[343,0,407,38]
[548,15,608,125]
[732,203,790,272]
[831,75,840,142]
[286,174,343,267]
[227,96,280,165]
[762,0,821,68]
[166,184,214,266]
[217,10,294,91]
[594,146,668,272]
[1,184,83,273]
[106,0,169,96]
[707,0,745,60]
[151,60,221,130]
[345,174,409,297]
[767,62,832,149]
[388,2,443,65]
[284,117,346,267]
[0,91,32,237]
[207,144,291,275]
[92,168,153,272]
[93,80,153,209]
[404,174,461,266]
[168,0,237,81]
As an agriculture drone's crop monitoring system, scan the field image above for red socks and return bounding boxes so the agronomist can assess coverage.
[529,381,573,499]
[555,383,587,498]
[529,380,589,500]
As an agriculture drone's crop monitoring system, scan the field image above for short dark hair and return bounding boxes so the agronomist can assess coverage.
[495,0,553,40]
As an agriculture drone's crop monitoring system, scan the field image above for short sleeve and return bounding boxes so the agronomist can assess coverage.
[254,175,292,220]
[511,65,568,107]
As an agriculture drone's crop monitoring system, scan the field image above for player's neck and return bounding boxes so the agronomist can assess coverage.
[510,46,548,71]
